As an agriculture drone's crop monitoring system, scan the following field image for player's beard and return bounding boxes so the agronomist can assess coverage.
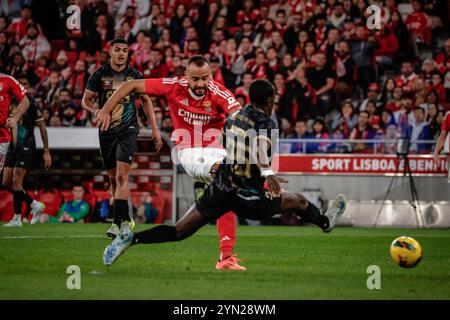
[193,86,206,96]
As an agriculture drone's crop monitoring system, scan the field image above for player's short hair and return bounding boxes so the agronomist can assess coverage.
[249,79,275,108]
[188,55,209,68]
[110,38,129,47]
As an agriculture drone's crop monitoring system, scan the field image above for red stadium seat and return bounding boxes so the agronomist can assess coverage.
[0,191,13,221]
[37,188,63,217]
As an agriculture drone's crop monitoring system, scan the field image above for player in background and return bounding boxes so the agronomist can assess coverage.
[97,56,246,270]
[82,38,163,239]
[0,73,29,173]
[433,111,450,181]
[102,79,347,267]
[2,74,51,227]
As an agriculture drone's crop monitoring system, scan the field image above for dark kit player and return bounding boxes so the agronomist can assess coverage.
[3,74,51,227]
[82,38,162,238]
[103,79,347,266]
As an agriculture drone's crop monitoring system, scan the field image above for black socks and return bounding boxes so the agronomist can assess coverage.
[113,199,130,225]
[296,201,329,230]
[132,225,177,245]
[13,190,34,215]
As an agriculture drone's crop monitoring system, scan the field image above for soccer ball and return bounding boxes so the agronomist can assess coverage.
[390,236,423,268]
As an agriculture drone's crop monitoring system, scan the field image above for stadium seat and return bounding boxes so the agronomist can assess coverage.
[0,191,13,221]
[37,188,63,217]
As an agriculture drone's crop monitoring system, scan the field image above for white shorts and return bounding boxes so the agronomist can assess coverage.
[0,141,10,171]
[178,147,227,183]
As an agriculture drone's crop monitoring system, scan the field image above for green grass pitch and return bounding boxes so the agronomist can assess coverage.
[0,223,449,300]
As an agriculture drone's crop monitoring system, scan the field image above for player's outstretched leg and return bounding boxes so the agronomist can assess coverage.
[216,212,246,270]
[322,194,347,233]
[280,192,346,232]
[105,169,119,238]
[103,204,209,266]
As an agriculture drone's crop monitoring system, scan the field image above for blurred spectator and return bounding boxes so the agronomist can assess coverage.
[406,107,432,153]
[287,120,312,153]
[306,52,336,116]
[143,47,169,78]
[66,59,90,105]
[43,185,90,223]
[395,60,418,92]
[328,3,347,29]
[335,40,355,101]
[373,23,399,78]
[8,5,36,44]
[405,0,431,57]
[435,39,450,76]
[19,22,50,65]
[309,118,330,153]
[350,24,379,96]
[279,65,315,122]
[331,100,358,138]
[360,83,382,112]
[350,111,375,152]
[381,77,396,105]
[135,192,158,224]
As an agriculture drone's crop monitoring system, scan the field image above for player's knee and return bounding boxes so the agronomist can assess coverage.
[12,173,23,191]
[295,193,309,210]
[175,225,189,241]
[115,171,128,187]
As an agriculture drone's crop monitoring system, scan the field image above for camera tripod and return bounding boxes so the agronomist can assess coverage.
[373,145,424,228]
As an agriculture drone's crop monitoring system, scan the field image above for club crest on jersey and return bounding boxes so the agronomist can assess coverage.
[102,78,113,90]
[203,101,212,112]
[0,83,3,91]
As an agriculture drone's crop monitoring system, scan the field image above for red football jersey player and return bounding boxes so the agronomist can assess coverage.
[0,73,30,170]
[433,111,450,169]
[98,56,248,270]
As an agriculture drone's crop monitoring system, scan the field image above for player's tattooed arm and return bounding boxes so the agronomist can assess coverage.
[36,119,52,170]
[97,80,146,131]
[140,94,163,151]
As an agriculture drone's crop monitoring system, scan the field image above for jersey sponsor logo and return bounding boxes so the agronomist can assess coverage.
[178,109,213,125]
[102,78,113,90]
[203,101,212,113]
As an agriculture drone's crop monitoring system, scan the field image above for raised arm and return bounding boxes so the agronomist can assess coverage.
[96,80,147,131]
[140,94,163,151]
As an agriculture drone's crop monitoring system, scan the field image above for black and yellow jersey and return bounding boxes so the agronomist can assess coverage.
[86,63,142,137]
[218,104,277,196]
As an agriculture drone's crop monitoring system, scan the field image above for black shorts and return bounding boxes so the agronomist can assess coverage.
[4,145,36,170]
[99,132,137,171]
[196,182,282,222]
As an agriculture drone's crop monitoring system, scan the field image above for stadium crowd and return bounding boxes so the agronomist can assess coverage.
[0,0,449,154]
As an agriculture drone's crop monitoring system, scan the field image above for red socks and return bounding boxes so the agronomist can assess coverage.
[217,211,236,261]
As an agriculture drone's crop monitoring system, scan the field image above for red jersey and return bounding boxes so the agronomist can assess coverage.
[405,12,431,43]
[0,74,28,143]
[144,77,241,149]
[442,111,450,132]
